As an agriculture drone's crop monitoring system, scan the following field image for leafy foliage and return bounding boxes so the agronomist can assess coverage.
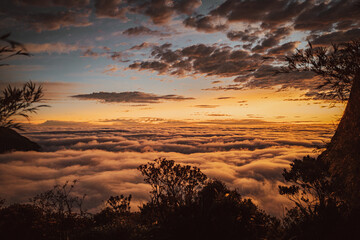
[138,158,207,209]
[106,194,132,214]
[0,81,49,130]
[0,33,48,130]
[279,41,360,100]
[278,156,360,240]
[278,155,337,214]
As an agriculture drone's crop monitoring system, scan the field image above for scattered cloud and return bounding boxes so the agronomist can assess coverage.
[193,105,219,108]
[183,15,228,33]
[216,96,234,100]
[94,0,128,20]
[24,10,92,32]
[131,0,201,24]
[81,48,130,62]
[26,42,81,54]
[129,42,156,50]
[129,43,261,77]
[310,28,360,46]
[227,30,259,42]
[15,0,90,8]
[211,80,222,84]
[122,26,169,36]
[72,91,195,103]
[267,41,300,56]
[207,113,231,117]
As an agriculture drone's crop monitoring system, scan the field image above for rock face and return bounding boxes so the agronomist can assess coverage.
[319,72,360,208]
[0,127,41,153]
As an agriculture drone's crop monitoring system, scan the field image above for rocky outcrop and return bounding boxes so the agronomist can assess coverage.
[0,127,41,153]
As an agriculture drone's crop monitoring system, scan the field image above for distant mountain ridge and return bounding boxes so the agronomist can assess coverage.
[0,127,41,153]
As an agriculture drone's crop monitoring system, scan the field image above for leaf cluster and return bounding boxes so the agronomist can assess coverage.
[278,156,336,215]
[0,81,49,130]
[106,195,132,214]
[138,158,207,209]
[278,41,360,101]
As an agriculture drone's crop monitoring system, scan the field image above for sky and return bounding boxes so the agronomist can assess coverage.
[1,0,360,216]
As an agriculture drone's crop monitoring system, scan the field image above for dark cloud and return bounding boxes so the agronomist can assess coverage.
[193,105,219,108]
[82,49,106,58]
[129,61,169,73]
[71,91,195,103]
[204,64,317,91]
[129,42,156,50]
[294,0,360,31]
[128,43,262,77]
[122,26,168,36]
[82,48,130,62]
[267,41,299,56]
[310,28,360,46]
[128,42,324,92]
[0,0,90,32]
[109,51,129,62]
[252,27,292,53]
[129,0,201,24]
[216,97,234,100]
[233,65,317,90]
[23,10,92,32]
[15,0,90,7]
[94,0,128,20]
[183,15,228,33]
[173,0,202,15]
[210,0,309,26]
[211,80,222,84]
[227,30,259,42]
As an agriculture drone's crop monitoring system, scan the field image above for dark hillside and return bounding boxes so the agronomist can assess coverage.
[0,127,40,153]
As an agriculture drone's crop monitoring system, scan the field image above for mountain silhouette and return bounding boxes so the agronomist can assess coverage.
[0,127,40,153]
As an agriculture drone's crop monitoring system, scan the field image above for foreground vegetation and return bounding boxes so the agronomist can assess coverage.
[0,157,359,240]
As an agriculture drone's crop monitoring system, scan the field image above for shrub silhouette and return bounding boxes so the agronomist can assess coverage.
[279,156,360,239]
[0,204,47,240]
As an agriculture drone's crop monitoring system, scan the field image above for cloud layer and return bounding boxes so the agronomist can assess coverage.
[0,123,334,216]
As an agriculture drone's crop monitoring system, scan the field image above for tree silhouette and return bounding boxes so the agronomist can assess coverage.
[0,81,49,130]
[279,41,360,101]
[279,40,360,208]
[138,158,207,210]
[0,33,48,130]
[278,156,336,215]
[106,195,132,214]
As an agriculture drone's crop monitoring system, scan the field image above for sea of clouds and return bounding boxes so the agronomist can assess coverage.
[0,122,334,216]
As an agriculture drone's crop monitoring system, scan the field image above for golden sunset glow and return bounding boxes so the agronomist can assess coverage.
[1,1,359,237]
